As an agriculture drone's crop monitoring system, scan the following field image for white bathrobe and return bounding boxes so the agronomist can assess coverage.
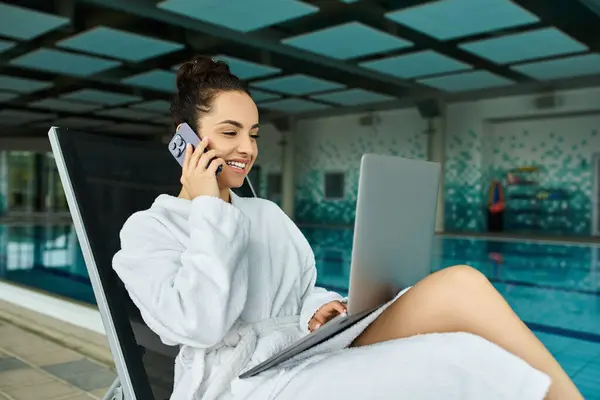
[112,192,551,400]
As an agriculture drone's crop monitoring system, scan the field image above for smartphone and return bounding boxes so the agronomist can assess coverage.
[168,123,222,176]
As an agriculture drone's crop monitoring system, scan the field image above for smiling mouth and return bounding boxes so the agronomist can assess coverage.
[226,161,248,171]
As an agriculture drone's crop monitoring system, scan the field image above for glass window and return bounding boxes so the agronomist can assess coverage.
[7,151,35,212]
[324,172,345,200]
[267,173,282,200]
[45,153,69,212]
[0,151,7,214]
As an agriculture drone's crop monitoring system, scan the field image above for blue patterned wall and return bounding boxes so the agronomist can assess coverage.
[444,114,600,235]
[444,128,485,232]
[488,117,599,235]
[294,112,427,224]
[263,101,600,237]
[0,152,6,215]
[253,124,282,200]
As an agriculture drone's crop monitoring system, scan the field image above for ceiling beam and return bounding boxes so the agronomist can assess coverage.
[1,103,167,127]
[178,0,427,51]
[271,0,435,38]
[0,123,161,140]
[284,0,545,47]
[343,2,534,83]
[0,3,190,105]
[0,4,341,114]
[0,1,78,64]
[512,0,600,52]
[5,0,437,103]
[357,20,542,71]
[9,0,594,127]
[0,65,173,106]
[236,0,536,85]
[204,41,432,98]
[76,0,436,97]
[267,1,547,70]
[256,0,360,39]
[445,21,548,46]
[267,73,600,121]
[447,71,600,104]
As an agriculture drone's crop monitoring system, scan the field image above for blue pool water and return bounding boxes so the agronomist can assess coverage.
[1,224,599,397]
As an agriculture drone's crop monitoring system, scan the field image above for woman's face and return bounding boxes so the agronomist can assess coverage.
[197,90,259,189]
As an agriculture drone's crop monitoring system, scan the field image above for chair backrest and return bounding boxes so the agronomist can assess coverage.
[49,127,256,400]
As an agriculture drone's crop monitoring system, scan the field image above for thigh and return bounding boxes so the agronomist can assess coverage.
[352,266,490,347]
[274,332,550,400]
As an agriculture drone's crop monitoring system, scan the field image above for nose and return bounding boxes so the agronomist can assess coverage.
[237,134,254,156]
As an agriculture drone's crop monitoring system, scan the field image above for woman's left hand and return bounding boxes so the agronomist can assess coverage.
[308,301,347,332]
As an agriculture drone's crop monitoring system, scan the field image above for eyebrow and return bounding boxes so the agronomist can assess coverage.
[217,119,259,129]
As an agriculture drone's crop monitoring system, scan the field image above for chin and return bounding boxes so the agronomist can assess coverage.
[218,174,246,189]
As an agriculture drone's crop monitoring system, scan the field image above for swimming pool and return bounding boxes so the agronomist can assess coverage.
[1,224,599,398]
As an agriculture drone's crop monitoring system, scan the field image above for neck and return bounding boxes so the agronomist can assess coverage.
[220,188,231,203]
[178,187,231,203]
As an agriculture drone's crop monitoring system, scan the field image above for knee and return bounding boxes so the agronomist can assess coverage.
[385,266,493,328]
[433,265,490,292]
[413,266,493,319]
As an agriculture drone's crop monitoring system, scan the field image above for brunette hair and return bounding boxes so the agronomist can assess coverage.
[170,55,250,133]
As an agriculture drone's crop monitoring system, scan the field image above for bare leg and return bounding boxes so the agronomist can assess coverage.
[351,265,582,400]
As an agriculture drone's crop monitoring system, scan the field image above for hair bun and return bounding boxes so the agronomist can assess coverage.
[176,56,232,91]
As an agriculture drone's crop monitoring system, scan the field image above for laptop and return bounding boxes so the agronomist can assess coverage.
[239,153,441,378]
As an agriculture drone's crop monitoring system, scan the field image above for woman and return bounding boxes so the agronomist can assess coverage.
[112,56,582,400]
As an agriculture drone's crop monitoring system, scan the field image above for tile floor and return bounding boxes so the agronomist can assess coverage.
[535,332,600,399]
[1,299,600,399]
[0,309,115,400]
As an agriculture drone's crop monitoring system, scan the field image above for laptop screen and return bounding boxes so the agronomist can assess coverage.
[50,127,256,399]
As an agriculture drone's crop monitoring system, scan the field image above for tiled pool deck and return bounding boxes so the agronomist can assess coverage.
[0,300,115,400]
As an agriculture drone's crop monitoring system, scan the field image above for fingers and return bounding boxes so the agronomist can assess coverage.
[307,301,349,333]
[308,314,325,332]
[189,137,208,168]
[182,144,193,174]
[206,157,225,175]
[330,301,347,315]
[320,301,346,318]
[198,149,219,169]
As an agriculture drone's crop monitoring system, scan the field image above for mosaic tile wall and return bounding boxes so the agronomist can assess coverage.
[258,99,600,236]
[444,128,485,232]
[0,152,6,215]
[253,124,282,201]
[488,117,600,235]
[294,111,427,224]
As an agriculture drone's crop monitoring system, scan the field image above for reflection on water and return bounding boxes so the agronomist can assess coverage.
[303,227,600,337]
[1,225,599,337]
[0,225,92,303]
[1,224,598,397]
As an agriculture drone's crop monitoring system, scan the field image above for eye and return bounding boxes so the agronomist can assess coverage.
[251,134,260,139]
[223,131,236,136]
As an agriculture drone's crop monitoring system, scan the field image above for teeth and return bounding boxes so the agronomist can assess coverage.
[226,161,246,169]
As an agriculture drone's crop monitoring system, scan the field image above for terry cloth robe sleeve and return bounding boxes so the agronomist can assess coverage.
[299,251,344,334]
[112,196,251,348]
